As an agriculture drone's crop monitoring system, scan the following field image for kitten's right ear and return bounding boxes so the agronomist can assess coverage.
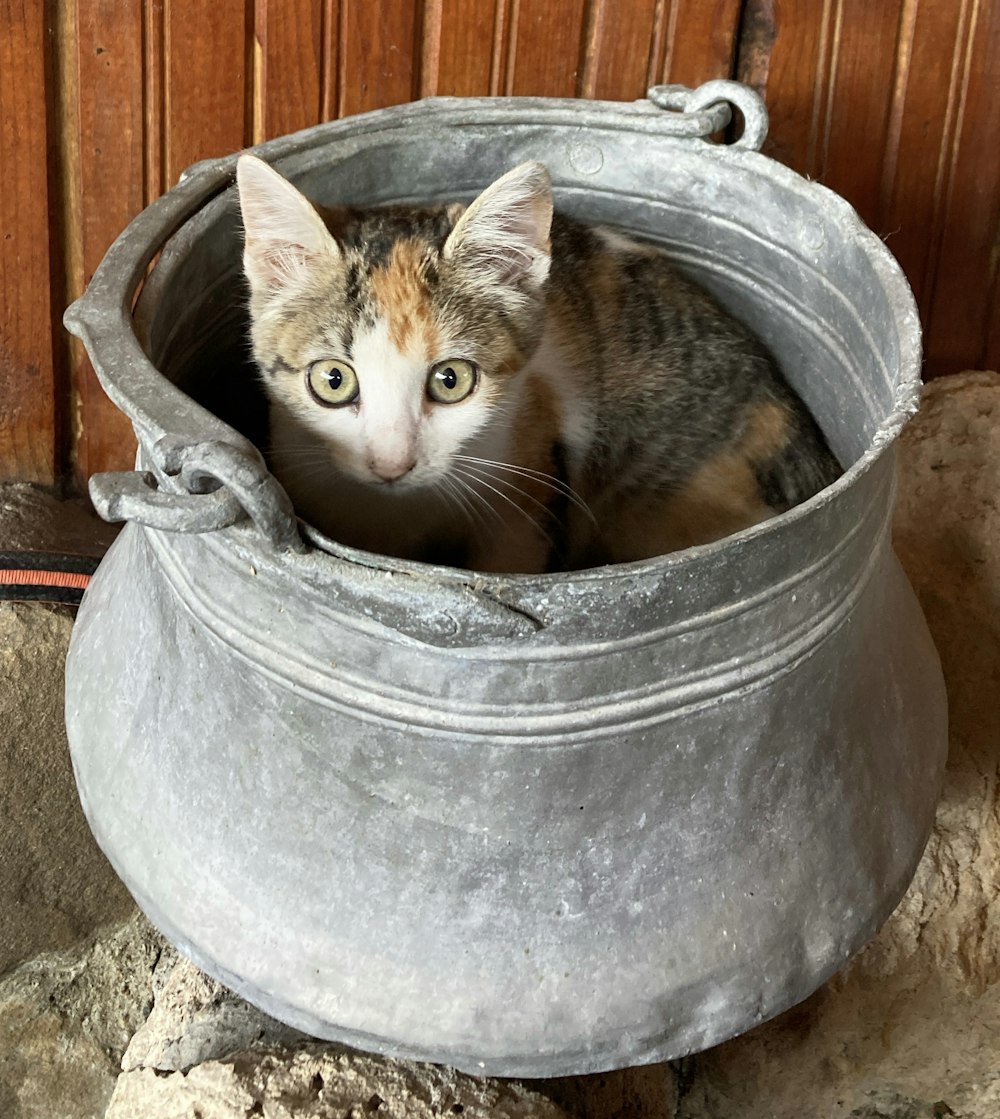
[236,154,339,292]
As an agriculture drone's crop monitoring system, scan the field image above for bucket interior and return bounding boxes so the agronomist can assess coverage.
[137,126,912,544]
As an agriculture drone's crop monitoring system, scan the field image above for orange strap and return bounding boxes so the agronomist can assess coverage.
[0,569,91,590]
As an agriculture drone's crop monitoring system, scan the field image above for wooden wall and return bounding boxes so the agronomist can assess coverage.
[1,0,998,489]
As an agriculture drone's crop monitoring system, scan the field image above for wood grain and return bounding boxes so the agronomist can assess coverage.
[338,0,420,116]
[7,0,1000,494]
[922,0,1000,376]
[581,0,659,101]
[163,0,249,183]
[422,0,502,97]
[506,0,588,96]
[143,0,165,202]
[878,0,975,331]
[736,0,905,225]
[658,0,742,87]
[736,0,837,175]
[70,0,145,480]
[820,0,904,229]
[255,0,324,141]
[0,0,57,483]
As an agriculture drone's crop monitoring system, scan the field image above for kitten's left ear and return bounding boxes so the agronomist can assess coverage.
[443,161,553,287]
[236,154,339,292]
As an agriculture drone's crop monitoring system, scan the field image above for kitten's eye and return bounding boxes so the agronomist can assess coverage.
[307,359,359,407]
[427,359,477,404]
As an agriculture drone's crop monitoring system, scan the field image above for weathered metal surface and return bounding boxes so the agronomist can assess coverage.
[63,82,947,1077]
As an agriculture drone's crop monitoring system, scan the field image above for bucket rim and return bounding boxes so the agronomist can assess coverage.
[64,89,922,586]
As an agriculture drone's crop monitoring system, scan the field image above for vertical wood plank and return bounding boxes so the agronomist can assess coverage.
[818,0,903,228]
[0,0,57,484]
[734,0,998,377]
[879,0,976,334]
[319,0,340,119]
[657,0,742,88]
[506,0,588,97]
[338,0,420,116]
[922,0,1000,376]
[424,0,502,97]
[581,0,659,101]
[70,0,145,480]
[255,0,324,141]
[736,0,905,224]
[8,0,1000,502]
[163,0,248,183]
[735,0,837,176]
[144,0,165,203]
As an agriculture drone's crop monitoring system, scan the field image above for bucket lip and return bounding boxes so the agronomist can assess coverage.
[301,161,919,590]
[71,91,921,586]
[287,147,920,588]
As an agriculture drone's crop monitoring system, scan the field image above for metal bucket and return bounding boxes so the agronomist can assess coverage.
[63,82,947,1077]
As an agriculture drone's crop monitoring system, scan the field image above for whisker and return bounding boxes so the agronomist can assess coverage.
[435,477,479,535]
[273,465,336,486]
[455,454,596,524]
[457,462,557,524]
[455,466,552,547]
[272,456,331,476]
[462,457,586,512]
[266,446,339,464]
[452,474,506,532]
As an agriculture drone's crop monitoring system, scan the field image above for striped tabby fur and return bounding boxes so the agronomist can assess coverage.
[237,156,841,573]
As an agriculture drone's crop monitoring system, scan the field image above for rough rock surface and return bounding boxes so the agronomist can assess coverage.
[673,372,1000,1119]
[115,959,680,1117]
[0,914,164,1119]
[108,1048,571,1119]
[0,601,134,975]
[107,957,570,1119]
[119,957,307,1074]
[105,953,676,1119]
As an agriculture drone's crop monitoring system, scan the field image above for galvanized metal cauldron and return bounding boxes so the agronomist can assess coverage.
[63,82,947,1077]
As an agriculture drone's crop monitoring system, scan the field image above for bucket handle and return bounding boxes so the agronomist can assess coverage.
[64,157,308,554]
[89,436,305,552]
[647,80,769,151]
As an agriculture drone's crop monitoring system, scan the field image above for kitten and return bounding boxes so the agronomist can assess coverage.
[236,155,841,574]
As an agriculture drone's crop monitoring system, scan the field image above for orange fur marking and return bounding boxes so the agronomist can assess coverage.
[645,401,794,549]
[602,451,774,559]
[598,401,794,559]
[741,400,792,463]
[369,239,440,358]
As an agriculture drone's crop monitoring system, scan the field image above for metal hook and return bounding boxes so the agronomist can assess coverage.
[647,80,769,151]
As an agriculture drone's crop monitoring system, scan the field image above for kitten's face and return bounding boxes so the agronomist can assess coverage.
[236,157,553,490]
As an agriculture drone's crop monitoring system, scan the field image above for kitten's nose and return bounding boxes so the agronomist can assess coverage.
[371,458,416,483]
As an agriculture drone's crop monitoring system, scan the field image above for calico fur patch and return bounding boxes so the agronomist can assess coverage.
[236,155,842,572]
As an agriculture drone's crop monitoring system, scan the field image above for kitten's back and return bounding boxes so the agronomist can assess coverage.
[543,214,842,536]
